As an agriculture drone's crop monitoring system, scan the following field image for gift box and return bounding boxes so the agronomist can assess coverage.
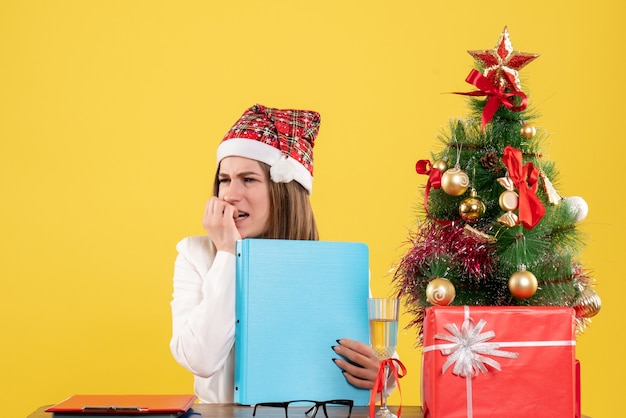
[575,359,581,418]
[422,306,576,418]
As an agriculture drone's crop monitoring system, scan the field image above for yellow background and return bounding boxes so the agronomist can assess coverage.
[1,1,623,417]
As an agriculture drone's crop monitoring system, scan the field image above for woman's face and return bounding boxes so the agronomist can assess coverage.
[217,156,271,239]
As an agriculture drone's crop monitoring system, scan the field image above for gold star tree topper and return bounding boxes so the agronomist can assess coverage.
[468,26,540,91]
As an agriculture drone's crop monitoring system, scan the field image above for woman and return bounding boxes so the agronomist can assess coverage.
[169,104,381,403]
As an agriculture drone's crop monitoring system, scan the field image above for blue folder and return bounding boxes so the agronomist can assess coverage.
[234,239,371,406]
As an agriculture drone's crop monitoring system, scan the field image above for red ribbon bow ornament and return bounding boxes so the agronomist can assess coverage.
[455,69,528,132]
[415,159,442,214]
[502,146,545,229]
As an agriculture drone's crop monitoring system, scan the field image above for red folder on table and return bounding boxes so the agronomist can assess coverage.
[45,394,197,417]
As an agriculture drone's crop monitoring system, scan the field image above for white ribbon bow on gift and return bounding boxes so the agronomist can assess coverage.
[435,315,519,377]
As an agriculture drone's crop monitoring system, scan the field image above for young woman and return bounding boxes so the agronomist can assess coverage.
[169,104,382,403]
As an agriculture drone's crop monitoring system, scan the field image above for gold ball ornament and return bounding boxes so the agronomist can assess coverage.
[426,278,456,306]
[459,189,486,223]
[508,269,538,299]
[520,123,537,139]
[432,159,449,173]
[573,287,601,318]
[441,167,470,196]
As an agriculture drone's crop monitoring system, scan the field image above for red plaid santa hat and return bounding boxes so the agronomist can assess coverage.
[217,104,320,194]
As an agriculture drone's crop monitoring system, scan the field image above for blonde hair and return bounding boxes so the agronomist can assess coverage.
[213,161,319,241]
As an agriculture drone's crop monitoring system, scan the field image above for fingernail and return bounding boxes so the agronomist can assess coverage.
[336,339,342,344]
[331,345,337,352]
[332,358,338,363]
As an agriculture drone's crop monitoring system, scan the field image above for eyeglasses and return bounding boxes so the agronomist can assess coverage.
[252,399,353,418]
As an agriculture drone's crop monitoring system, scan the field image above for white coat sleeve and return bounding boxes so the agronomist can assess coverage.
[169,236,237,378]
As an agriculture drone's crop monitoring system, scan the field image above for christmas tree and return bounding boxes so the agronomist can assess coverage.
[393,26,601,346]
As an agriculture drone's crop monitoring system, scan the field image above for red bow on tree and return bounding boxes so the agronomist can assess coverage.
[415,159,442,214]
[502,146,545,229]
[455,69,528,132]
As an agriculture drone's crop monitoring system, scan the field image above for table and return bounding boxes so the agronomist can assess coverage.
[27,404,591,418]
[28,404,420,418]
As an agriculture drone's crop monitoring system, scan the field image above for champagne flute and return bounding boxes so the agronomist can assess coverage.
[368,298,400,418]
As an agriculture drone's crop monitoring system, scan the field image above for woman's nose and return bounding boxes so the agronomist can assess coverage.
[222,181,242,202]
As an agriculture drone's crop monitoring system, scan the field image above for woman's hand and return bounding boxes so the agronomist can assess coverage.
[202,196,242,254]
[332,338,380,389]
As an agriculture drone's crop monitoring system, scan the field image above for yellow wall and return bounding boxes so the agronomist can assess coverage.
[1,1,623,416]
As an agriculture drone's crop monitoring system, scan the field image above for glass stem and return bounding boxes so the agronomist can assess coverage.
[381,363,389,411]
